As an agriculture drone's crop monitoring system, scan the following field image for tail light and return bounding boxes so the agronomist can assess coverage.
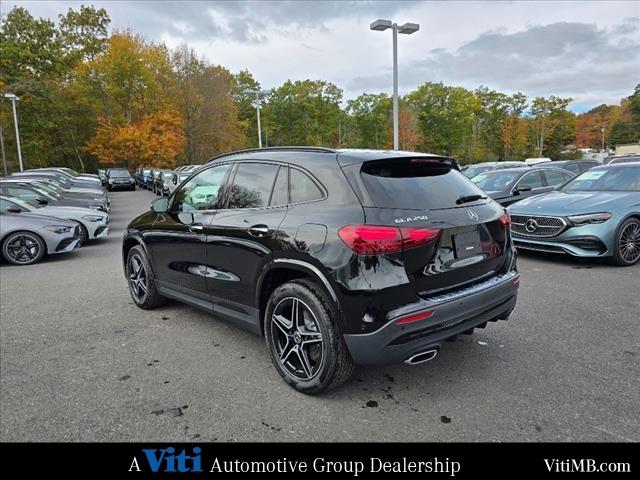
[338,225,441,255]
[499,212,511,230]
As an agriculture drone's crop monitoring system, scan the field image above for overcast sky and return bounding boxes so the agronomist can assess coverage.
[6,1,640,111]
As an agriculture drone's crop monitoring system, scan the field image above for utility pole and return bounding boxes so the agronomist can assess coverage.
[601,124,606,152]
[370,19,419,150]
[4,93,24,171]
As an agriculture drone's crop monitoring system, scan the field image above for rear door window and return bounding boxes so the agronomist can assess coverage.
[227,162,279,209]
[359,158,486,209]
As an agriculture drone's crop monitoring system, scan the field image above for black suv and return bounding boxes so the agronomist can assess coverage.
[123,148,519,394]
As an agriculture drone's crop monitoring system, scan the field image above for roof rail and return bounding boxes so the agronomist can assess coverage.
[205,146,337,164]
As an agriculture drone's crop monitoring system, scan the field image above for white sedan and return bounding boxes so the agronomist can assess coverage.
[0,195,109,245]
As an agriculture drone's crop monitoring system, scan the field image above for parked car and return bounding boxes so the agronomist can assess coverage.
[149,169,162,192]
[524,157,552,165]
[1,211,80,265]
[106,168,135,191]
[28,168,103,191]
[12,170,106,196]
[462,161,527,179]
[0,195,109,245]
[472,167,574,206]
[606,155,640,165]
[534,159,600,175]
[508,163,640,265]
[153,170,174,196]
[175,165,200,173]
[167,171,191,196]
[0,180,108,212]
[10,172,110,206]
[139,168,152,189]
[55,167,100,182]
[98,169,107,185]
[122,147,519,394]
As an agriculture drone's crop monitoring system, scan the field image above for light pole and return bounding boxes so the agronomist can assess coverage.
[601,124,606,152]
[370,19,419,150]
[3,93,24,171]
[244,89,272,148]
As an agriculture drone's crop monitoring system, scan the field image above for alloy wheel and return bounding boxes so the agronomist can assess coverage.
[269,297,324,381]
[619,222,640,264]
[5,234,41,264]
[128,254,148,300]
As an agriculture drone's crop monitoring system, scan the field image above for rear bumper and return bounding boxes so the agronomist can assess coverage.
[343,271,519,365]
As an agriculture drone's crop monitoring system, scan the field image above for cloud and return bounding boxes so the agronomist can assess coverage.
[348,19,640,105]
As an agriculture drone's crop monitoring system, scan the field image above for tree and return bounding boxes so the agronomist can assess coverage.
[232,69,261,148]
[499,93,528,161]
[85,110,185,168]
[528,96,573,157]
[264,80,343,147]
[346,93,391,148]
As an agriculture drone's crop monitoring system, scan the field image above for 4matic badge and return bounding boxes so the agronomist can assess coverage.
[394,215,429,224]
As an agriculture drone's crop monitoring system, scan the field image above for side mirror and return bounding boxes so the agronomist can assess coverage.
[515,186,532,194]
[151,197,169,213]
[6,207,22,213]
[36,196,49,205]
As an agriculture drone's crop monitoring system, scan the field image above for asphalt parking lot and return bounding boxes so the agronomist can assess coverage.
[1,188,638,442]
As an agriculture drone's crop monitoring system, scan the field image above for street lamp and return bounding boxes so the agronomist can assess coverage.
[244,89,272,148]
[370,19,419,150]
[3,93,24,171]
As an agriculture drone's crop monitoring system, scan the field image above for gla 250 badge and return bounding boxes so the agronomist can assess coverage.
[394,215,429,224]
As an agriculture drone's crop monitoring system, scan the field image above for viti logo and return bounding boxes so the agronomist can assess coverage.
[129,447,203,473]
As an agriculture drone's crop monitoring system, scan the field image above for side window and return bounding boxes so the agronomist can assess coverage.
[518,171,545,189]
[290,168,323,203]
[0,198,24,212]
[564,163,581,174]
[8,187,38,200]
[227,162,279,209]
[544,170,571,187]
[171,164,231,212]
[578,162,596,172]
[269,166,289,206]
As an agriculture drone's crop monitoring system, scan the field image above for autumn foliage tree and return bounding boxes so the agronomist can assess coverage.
[86,110,185,168]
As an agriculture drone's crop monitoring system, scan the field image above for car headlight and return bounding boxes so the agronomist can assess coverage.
[89,204,104,211]
[82,215,104,222]
[568,213,612,225]
[43,225,73,234]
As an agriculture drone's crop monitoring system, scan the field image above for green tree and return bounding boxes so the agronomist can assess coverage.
[346,93,391,148]
[263,80,343,147]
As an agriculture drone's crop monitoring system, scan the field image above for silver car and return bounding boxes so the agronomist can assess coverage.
[0,195,109,245]
[0,212,80,265]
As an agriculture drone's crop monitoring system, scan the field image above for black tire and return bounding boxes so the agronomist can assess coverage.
[126,245,167,309]
[75,222,89,246]
[610,217,640,266]
[264,278,354,394]
[2,231,46,266]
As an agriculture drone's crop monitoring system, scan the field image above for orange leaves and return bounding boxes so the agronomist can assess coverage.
[85,110,185,168]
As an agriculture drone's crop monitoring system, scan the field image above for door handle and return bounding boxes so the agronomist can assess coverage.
[248,224,270,237]
[189,223,204,232]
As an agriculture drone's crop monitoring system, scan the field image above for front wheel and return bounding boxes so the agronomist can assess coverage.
[126,245,167,309]
[2,231,46,266]
[75,222,89,246]
[611,218,640,266]
[264,279,354,394]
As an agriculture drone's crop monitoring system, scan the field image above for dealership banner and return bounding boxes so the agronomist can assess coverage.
[0,442,634,476]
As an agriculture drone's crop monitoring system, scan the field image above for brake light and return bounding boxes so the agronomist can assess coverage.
[338,225,440,255]
[499,212,511,230]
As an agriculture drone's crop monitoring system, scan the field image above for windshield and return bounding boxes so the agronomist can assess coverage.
[463,164,494,178]
[31,185,59,200]
[472,171,522,191]
[561,166,640,192]
[3,196,42,209]
[110,170,130,178]
[143,169,151,174]
[360,158,487,210]
[163,172,173,179]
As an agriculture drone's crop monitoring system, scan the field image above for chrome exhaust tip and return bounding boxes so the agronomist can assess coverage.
[405,348,438,365]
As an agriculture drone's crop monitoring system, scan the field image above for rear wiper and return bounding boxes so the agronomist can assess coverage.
[456,194,487,205]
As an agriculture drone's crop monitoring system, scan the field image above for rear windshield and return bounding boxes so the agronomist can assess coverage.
[360,159,487,210]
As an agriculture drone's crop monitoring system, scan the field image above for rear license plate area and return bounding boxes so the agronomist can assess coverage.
[453,229,481,259]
